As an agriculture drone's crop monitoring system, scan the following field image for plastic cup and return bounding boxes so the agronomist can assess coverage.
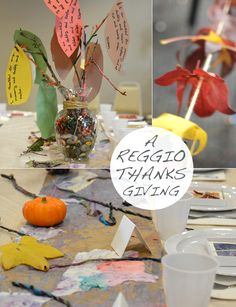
[162,253,218,307]
[151,193,192,241]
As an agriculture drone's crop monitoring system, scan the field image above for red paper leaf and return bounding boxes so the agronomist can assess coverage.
[55,0,82,58]
[73,43,103,102]
[155,66,235,117]
[51,30,78,80]
[104,1,129,71]
[44,0,72,18]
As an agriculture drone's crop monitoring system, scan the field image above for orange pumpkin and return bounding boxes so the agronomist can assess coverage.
[23,196,67,227]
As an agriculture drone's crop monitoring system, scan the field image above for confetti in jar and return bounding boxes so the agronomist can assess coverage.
[55,100,97,161]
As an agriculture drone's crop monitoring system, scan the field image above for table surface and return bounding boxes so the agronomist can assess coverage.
[0,169,236,306]
[0,116,113,169]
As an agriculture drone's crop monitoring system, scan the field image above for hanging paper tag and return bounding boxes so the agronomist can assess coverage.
[55,0,82,58]
[44,0,72,18]
[105,0,130,71]
[6,44,32,105]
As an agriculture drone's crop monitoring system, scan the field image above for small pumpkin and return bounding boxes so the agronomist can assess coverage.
[23,196,67,227]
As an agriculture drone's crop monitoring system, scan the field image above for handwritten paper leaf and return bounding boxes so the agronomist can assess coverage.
[0,236,63,271]
[155,66,235,117]
[73,43,103,102]
[44,0,72,18]
[36,81,58,139]
[6,45,32,105]
[105,0,130,71]
[14,29,47,84]
[51,30,78,80]
[56,0,82,58]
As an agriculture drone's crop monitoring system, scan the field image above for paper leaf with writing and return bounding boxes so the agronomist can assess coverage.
[36,81,58,139]
[105,0,130,71]
[56,0,82,58]
[44,0,72,18]
[6,45,32,105]
[14,29,47,84]
[73,43,103,102]
[51,30,78,80]
[155,66,235,117]
[0,236,63,271]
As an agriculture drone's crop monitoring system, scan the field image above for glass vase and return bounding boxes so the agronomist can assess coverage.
[55,100,97,161]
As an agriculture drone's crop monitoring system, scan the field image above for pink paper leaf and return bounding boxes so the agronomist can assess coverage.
[51,30,78,80]
[44,0,72,18]
[56,0,82,58]
[104,1,130,71]
[73,42,104,102]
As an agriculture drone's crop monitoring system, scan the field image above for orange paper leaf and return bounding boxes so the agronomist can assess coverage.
[44,0,72,18]
[55,0,82,58]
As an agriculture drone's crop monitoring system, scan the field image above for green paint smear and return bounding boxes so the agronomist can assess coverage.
[79,274,107,291]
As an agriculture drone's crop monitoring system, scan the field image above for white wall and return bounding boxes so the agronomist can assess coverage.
[0,0,152,115]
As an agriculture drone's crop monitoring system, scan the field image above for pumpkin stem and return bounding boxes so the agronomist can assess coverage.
[41,197,47,203]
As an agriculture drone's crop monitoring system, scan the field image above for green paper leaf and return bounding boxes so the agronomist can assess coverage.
[14,29,47,84]
[36,81,58,139]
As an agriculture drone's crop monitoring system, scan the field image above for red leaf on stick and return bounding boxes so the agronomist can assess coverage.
[155,66,235,117]
[44,0,72,18]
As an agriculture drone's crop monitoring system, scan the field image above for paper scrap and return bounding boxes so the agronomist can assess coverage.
[0,292,49,307]
[6,45,32,105]
[53,249,158,296]
[111,215,152,257]
[105,0,129,71]
[44,0,72,18]
[56,0,82,57]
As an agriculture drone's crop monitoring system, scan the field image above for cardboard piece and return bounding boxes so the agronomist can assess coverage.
[111,215,152,257]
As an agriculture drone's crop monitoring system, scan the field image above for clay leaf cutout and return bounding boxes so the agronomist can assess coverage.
[0,236,64,271]
[105,0,130,71]
[51,30,78,80]
[155,65,235,117]
[56,0,82,58]
[6,44,32,105]
[73,42,104,102]
[14,29,48,84]
[44,0,72,18]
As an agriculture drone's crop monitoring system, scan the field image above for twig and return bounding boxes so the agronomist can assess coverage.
[86,176,110,182]
[12,281,71,307]
[0,225,25,236]
[185,0,232,121]
[91,59,127,95]
[50,257,161,269]
[1,174,37,198]
[70,195,152,221]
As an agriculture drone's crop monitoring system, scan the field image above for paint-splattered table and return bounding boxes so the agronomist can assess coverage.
[0,169,165,307]
[0,116,113,169]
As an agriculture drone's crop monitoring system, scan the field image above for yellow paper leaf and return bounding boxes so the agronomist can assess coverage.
[152,113,208,156]
[0,236,63,271]
[6,44,32,105]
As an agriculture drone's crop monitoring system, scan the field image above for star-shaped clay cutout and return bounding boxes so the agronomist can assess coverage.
[0,236,64,271]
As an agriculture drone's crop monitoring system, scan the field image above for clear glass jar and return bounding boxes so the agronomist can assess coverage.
[55,100,97,161]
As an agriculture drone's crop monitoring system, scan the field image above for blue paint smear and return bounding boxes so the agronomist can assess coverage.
[79,274,107,291]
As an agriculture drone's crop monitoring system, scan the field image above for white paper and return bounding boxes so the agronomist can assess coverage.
[112,292,129,307]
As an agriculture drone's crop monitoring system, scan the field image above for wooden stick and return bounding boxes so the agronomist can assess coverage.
[185,0,232,121]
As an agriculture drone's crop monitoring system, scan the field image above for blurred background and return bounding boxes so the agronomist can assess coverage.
[153,0,236,167]
[0,0,152,116]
